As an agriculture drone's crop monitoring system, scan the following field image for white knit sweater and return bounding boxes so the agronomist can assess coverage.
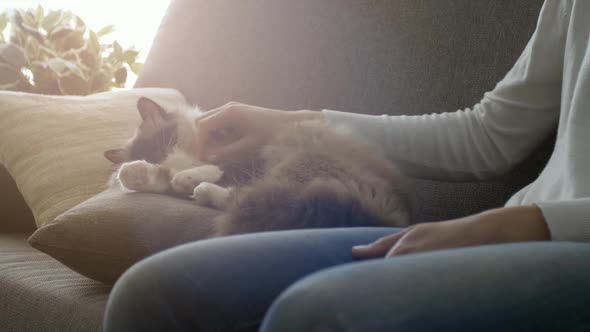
[323,0,590,241]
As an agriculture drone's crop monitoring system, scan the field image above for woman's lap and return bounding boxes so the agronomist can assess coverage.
[262,241,590,331]
[104,227,590,332]
[103,227,399,332]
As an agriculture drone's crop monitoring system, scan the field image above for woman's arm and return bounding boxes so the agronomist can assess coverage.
[324,0,571,181]
[195,104,324,161]
[537,198,590,241]
[352,205,551,258]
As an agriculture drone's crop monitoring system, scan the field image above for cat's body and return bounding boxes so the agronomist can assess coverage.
[105,98,414,236]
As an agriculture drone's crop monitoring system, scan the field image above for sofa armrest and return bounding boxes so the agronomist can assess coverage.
[0,165,36,233]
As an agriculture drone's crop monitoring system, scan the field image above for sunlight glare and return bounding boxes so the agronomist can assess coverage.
[0,0,171,86]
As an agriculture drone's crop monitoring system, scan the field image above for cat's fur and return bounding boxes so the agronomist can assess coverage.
[105,97,414,236]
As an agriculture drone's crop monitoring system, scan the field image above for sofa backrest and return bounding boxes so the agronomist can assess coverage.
[137,0,543,116]
[136,0,551,221]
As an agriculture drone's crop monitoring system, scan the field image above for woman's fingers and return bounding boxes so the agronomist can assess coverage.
[205,136,260,162]
[194,102,289,161]
[195,108,240,159]
[195,107,223,123]
[352,231,406,259]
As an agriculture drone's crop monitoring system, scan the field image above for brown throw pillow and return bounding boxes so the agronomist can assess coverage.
[29,187,221,284]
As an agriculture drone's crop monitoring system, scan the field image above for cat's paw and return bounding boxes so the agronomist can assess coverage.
[171,165,224,193]
[118,160,170,192]
[191,182,231,209]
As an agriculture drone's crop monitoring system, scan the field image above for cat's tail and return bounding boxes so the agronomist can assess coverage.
[215,179,393,236]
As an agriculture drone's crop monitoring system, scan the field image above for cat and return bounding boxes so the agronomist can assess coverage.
[104,97,414,236]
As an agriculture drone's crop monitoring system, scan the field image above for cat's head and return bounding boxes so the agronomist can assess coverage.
[104,97,196,164]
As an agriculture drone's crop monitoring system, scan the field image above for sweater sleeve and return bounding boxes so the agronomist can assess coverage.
[322,0,569,181]
[536,199,590,241]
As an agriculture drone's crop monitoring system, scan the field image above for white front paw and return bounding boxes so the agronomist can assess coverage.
[191,182,231,209]
[171,165,224,193]
[117,160,169,192]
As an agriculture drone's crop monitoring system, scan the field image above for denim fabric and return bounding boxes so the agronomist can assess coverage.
[262,241,590,331]
[104,228,590,332]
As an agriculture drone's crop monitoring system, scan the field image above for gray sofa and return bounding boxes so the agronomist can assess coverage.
[0,0,545,330]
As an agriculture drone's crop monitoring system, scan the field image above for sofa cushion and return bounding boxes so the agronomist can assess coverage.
[29,187,221,284]
[0,233,109,332]
[0,88,186,227]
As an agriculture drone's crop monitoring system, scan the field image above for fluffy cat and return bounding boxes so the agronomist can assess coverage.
[104,97,414,236]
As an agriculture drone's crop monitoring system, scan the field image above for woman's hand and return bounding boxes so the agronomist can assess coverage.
[352,205,551,259]
[195,102,323,162]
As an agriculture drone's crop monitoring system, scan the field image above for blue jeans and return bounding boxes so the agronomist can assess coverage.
[104,228,590,332]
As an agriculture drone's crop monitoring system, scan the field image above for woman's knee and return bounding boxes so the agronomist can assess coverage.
[108,253,174,309]
[263,242,590,332]
[104,241,230,331]
[104,252,185,330]
[260,265,366,332]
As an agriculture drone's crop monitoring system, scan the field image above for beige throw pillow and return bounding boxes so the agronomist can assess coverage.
[0,88,186,227]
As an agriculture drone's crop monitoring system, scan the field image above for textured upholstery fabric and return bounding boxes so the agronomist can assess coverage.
[139,0,543,114]
[412,138,553,221]
[30,188,221,284]
[0,166,35,233]
[0,234,109,332]
[137,0,547,221]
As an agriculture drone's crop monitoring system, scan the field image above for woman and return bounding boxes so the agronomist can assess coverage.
[104,1,590,331]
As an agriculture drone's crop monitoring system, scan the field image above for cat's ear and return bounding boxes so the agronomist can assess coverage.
[104,148,128,164]
[137,97,170,122]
